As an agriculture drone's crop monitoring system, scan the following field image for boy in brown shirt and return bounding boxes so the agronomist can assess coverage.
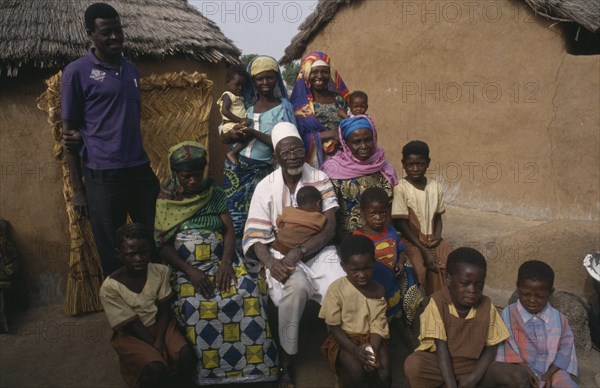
[404,247,529,387]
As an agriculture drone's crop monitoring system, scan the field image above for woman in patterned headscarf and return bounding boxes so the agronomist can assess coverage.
[290,51,350,169]
[221,56,296,246]
[155,141,278,385]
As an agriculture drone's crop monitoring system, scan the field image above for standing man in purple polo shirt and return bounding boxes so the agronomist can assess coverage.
[61,3,159,276]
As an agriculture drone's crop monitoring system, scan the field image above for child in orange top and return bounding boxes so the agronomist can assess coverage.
[392,140,453,295]
[405,247,529,388]
[100,224,194,388]
[319,235,390,388]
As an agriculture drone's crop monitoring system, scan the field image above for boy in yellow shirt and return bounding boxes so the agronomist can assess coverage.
[404,247,529,387]
[100,223,194,387]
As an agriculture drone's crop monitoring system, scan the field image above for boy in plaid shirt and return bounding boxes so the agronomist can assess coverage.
[496,260,578,387]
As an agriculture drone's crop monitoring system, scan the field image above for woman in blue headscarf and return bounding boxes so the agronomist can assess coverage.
[221,56,296,245]
[323,115,398,238]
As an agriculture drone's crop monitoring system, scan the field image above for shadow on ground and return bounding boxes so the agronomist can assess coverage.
[0,298,420,388]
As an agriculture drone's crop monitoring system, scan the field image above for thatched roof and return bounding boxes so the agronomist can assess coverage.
[281,0,354,64]
[0,0,241,77]
[280,0,600,64]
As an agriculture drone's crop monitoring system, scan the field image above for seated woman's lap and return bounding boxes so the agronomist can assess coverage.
[170,235,278,382]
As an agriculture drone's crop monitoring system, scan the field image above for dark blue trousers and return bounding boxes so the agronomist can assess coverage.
[83,163,159,276]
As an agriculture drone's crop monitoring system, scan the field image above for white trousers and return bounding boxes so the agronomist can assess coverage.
[265,245,345,354]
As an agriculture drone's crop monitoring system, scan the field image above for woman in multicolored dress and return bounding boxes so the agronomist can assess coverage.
[155,141,278,385]
[290,51,350,169]
[220,56,296,246]
[322,116,398,239]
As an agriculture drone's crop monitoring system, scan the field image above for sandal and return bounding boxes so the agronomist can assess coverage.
[278,364,294,388]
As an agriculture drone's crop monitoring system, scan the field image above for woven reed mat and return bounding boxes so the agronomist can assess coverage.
[37,71,213,315]
[140,71,213,182]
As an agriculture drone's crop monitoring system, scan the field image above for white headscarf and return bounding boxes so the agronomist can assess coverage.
[310,59,329,69]
[271,122,301,150]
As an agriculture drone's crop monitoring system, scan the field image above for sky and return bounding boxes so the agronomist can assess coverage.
[189,0,318,59]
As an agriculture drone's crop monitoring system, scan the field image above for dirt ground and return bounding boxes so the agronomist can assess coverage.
[1,206,599,388]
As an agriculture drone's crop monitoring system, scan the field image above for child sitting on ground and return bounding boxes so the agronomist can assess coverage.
[272,185,326,255]
[347,90,369,117]
[353,187,423,326]
[405,247,529,388]
[319,235,390,388]
[217,65,252,165]
[100,223,194,388]
[392,140,453,295]
[496,260,579,387]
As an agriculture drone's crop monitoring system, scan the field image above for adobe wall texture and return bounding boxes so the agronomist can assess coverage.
[304,0,599,221]
[301,0,599,295]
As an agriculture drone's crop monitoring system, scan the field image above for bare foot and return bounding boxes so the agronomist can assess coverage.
[227,151,238,165]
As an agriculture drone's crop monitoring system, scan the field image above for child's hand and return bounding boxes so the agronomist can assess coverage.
[423,250,439,272]
[353,344,377,371]
[394,263,405,279]
[230,125,245,141]
[240,118,253,127]
[395,252,408,278]
[540,371,553,388]
[239,127,255,140]
[425,236,441,248]
[398,250,408,265]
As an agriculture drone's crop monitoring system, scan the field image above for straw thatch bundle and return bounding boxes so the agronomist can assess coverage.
[525,0,600,32]
[37,70,213,315]
[140,71,213,182]
[37,73,103,316]
[281,0,354,64]
[0,0,240,77]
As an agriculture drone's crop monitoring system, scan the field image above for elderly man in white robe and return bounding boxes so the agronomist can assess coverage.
[243,122,345,386]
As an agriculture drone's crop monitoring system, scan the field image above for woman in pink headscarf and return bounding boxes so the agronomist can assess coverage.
[322,115,397,238]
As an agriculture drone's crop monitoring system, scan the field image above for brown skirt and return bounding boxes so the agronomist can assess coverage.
[110,318,188,388]
[321,331,388,372]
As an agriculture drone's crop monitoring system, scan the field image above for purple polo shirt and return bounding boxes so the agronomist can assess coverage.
[61,49,149,170]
